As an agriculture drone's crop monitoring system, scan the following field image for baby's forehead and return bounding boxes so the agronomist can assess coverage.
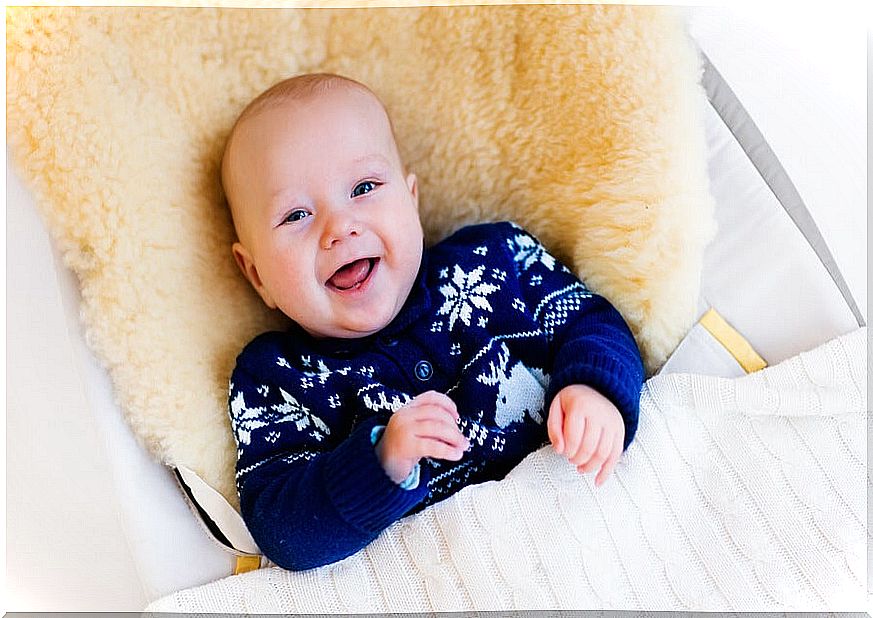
[272,90,399,158]
[224,84,403,203]
[251,87,395,149]
[268,82,388,126]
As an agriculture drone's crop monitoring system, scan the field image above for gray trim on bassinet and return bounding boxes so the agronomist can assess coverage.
[700,52,866,328]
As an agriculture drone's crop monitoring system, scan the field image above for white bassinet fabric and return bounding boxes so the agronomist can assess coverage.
[656,316,746,378]
[145,327,868,613]
[693,98,860,368]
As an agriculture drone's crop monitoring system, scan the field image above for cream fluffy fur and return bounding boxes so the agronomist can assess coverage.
[7,5,715,507]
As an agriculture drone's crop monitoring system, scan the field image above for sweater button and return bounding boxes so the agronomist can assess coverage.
[414,360,433,381]
[384,337,398,347]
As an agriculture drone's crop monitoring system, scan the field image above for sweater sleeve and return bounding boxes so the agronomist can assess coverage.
[228,339,429,571]
[500,223,645,449]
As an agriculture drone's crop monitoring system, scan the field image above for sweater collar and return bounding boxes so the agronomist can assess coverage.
[287,249,432,356]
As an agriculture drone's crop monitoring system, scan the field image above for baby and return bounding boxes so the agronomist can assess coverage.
[222,73,645,571]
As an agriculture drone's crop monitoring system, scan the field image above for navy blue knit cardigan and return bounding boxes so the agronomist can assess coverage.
[228,221,644,571]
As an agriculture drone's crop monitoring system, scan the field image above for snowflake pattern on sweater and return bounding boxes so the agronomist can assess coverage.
[228,221,644,571]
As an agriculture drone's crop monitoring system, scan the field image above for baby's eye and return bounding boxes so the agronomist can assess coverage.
[351,181,379,198]
[283,209,309,224]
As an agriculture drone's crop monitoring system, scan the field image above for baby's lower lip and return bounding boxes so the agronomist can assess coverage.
[326,258,379,295]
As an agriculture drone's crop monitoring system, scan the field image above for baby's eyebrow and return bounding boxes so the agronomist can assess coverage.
[351,153,390,168]
[269,187,296,205]
[267,188,306,219]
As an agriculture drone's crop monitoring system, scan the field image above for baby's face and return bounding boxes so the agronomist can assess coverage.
[226,87,423,339]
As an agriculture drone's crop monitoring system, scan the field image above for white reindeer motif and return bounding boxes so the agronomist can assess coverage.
[477,342,549,429]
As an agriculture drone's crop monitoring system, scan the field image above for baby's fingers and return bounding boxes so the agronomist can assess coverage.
[412,390,459,420]
[405,403,460,425]
[419,436,467,461]
[571,423,603,467]
[547,396,565,454]
[414,419,469,451]
[563,411,589,465]
[576,428,609,471]
[594,433,623,487]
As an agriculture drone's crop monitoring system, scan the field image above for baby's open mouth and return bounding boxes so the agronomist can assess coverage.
[327,257,379,291]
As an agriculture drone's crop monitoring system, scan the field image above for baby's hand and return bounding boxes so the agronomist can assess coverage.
[547,384,624,487]
[375,390,469,484]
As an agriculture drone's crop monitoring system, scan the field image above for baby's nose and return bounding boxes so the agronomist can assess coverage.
[320,215,360,250]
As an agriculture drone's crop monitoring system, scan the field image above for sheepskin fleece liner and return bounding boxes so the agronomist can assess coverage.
[7,5,716,507]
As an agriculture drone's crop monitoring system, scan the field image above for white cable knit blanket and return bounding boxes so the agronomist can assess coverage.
[146,328,868,612]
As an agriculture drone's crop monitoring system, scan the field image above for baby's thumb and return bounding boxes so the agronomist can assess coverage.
[547,396,564,454]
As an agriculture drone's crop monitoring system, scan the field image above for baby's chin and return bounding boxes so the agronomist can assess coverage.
[302,305,401,340]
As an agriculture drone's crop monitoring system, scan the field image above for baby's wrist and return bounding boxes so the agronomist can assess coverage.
[373,434,415,485]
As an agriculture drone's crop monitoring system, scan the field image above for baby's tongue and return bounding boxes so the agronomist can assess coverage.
[328,258,371,289]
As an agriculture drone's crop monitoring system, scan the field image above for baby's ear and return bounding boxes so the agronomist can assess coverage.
[406,172,419,207]
[232,242,276,309]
